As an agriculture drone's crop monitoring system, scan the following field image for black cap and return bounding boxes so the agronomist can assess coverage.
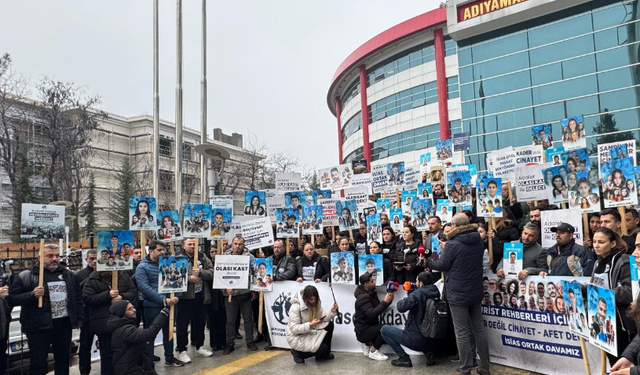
[550,222,575,234]
[109,299,131,318]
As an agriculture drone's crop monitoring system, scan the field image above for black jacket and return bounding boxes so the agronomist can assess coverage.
[426,224,484,306]
[8,264,84,332]
[76,266,94,282]
[621,333,640,375]
[353,285,389,334]
[82,272,137,335]
[397,285,441,351]
[295,252,330,281]
[389,240,422,283]
[107,312,167,375]
[269,253,297,281]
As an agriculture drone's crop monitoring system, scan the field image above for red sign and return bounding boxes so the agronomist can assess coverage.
[457,0,529,22]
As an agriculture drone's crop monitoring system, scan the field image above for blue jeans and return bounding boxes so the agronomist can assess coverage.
[380,325,406,357]
[145,305,175,361]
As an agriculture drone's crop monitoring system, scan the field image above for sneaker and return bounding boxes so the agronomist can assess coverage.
[247,342,259,351]
[223,345,235,355]
[425,352,436,366]
[176,351,191,364]
[195,347,213,357]
[391,354,412,367]
[153,355,161,362]
[476,370,491,375]
[264,345,276,351]
[165,358,185,367]
[361,343,371,358]
[368,350,388,361]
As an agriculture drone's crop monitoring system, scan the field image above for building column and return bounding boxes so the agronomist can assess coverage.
[434,28,450,140]
[358,65,372,166]
[335,97,344,164]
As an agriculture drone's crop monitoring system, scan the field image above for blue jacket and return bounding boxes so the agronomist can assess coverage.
[397,285,440,350]
[545,240,594,277]
[426,224,484,306]
[135,255,167,307]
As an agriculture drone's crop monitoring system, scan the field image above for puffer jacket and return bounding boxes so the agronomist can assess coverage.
[285,289,335,353]
[135,255,168,307]
[545,240,594,277]
[107,311,167,375]
[353,285,389,334]
[426,224,484,306]
[82,272,137,335]
[295,252,330,282]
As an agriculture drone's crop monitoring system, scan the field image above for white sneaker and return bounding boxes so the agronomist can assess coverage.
[368,350,388,361]
[195,347,213,357]
[361,343,371,357]
[177,351,192,363]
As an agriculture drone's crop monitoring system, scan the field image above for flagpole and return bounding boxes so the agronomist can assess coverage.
[152,0,160,199]
[175,0,183,211]
[200,0,208,204]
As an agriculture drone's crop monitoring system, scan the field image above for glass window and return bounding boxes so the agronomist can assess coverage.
[530,35,594,67]
[447,76,459,100]
[342,112,362,142]
[366,41,435,87]
[528,14,593,48]
[599,87,640,112]
[444,38,457,56]
[473,52,529,81]
[532,75,598,106]
[592,2,635,31]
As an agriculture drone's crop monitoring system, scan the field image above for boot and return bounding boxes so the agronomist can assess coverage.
[391,354,412,367]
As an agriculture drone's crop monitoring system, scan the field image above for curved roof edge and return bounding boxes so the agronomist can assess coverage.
[326,7,447,116]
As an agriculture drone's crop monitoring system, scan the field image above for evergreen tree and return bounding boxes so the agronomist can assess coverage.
[81,173,98,237]
[589,110,638,160]
[308,171,320,192]
[109,159,136,230]
[11,144,36,241]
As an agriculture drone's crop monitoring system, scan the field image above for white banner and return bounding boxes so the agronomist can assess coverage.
[276,173,302,194]
[20,204,65,239]
[213,255,250,290]
[241,217,274,250]
[540,209,583,248]
[514,145,544,166]
[344,186,370,213]
[372,165,389,193]
[515,164,549,202]
[404,165,420,191]
[265,189,284,224]
[351,173,373,194]
[319,165,352,191]
[319,198,340,227]
[487,147,517,182]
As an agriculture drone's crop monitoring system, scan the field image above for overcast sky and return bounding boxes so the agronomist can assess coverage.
[0,0,442,169]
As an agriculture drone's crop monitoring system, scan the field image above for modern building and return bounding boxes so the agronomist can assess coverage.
[328,0,640,171]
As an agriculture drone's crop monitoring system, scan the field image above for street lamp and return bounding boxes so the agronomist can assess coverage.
[195,143,230,203]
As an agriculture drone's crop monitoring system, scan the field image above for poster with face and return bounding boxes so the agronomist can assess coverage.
[284,191,306,210]
[336,199,359,231]
[561,115,586,151]
[276,208,299,238]
[503,243,523,277]
[600,157,638,208]
[330,251,355,285]
[586,285,617,355]
[376,199,390,215]
[436,139,453,163]
[561,280,589,339]
[250,257,273,291]
[541,166,569,205]
[420,152,431,184]
[386,162,405,188]
[158,256,188,293]
[96,230,134,271]
[244,190,267,217]
[411,199,433,231]
[265,189,284,224]
[560,148,590,173]
[446,169,472,206]
[20,204,65,239]
[401,190,417,216]
[390,208,403,232]
[477,177,503,218]
[319,164,352,190]
[567,170,600,213]
[417,182,432,200]
[366,213,382,245]
[531,124,553,149]
[436,199,452,223]
[183,204,212,238]
[129,197,158,230]
[210,196,233,240]
[301,205,323,235]
[358,254,383,286]
[311,190,332,205]
[546,147,565,166]
[156,210,182,243]
[352,159,368,175]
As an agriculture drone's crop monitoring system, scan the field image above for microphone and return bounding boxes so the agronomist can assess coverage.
[403,281,417,292]
[386,281,400,293]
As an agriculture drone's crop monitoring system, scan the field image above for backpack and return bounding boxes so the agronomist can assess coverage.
[420,297,448,339]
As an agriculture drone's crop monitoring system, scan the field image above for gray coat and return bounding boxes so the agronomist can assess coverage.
[176,250,214,303]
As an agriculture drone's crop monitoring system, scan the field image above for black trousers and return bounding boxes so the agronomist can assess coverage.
[78,320,94,375]
[356,324,386,350]
[225,293,254,345]
[176,294,207,351]
[206,302,226,348]
[0,321,8,375]
[96,333,113,375]
[26,317,72,375]
[291,321,334,360]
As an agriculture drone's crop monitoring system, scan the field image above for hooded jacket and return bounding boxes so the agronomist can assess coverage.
[426,224,484,306]
[353,285,389,334]
[397,285,441,350]
[285,289,335,353]
[545,239,594,277]
[175,250,214,303]
[82,272,137,335]
[295,252,330,282]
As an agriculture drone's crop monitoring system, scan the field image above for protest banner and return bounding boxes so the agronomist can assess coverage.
[401,190,417,216]
[446,167,472,206]
[284,191,306,210]
[477,176,502,218]
[598,140,636,165]
[244,190,267,217]
[210,196,233,239]
[250,257,273,292]
[350,173,373,194]
[319,164,352,190]
[411,199,433,231]
[225,216,247,243]
[487,147,516,182]
[560,148,590,172]
[275,208,299,239]
[183,204,212,238]
[503,243,523,276]
[514,145,543,165]
[241,217,274,250]
[213,255,251,290]
[453,132,470,152]
[336,200,359,231]
[436,139,453,163]
[157,256,188,293]
[330,251,355,285]
[275,172,302,194]
[600,156,638,208]
[372,164,389,193]
[419,152,431,183]
[376,198,390,216]
[129,197,159,230]
[561,115,586,151]
[96,230,134,271]
[532,124,553,149]
[366,213,382,245]
[156,210,182,243]
[319,198,340,227]
[546,146,565,165]
[515,164,549,202]
[344,186,370,213]
[403,165,420,191]
[358,254,383,286]
[560,280,589,340]
[417,182,432,200]
[386,162,405,188]
[586,285,617,356]
[265,189,284,223]
[352,159,368,175]
[301,205,323,235]
[390,208,402,232]
[20,203,65,239]
[435,199,452,223]
[540,209,583,248]
[541,165,569,205]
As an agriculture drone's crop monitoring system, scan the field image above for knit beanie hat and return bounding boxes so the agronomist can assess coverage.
[109,299,131,318]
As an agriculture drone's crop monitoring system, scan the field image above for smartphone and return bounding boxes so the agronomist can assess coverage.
[319,315,326,320]
[393,261,408,266]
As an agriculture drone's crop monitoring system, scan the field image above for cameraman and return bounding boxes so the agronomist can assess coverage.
[379,272,439,368]
[353,272,393,361]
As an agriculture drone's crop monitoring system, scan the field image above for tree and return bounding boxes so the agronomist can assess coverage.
[109,159,137,230]
[307,171,320,192]
[80,173,98,238]
[589,110,638,160]
[11,143,36,242]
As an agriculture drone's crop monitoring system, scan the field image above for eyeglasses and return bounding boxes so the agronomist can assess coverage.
[126,306,136,311]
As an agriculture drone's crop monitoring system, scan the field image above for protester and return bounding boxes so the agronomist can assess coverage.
[354,272,393,361]
[477,223,501,272]
[600,209,636,252]
[488,217,519,243]
[381,227,397,258]
[135,241,183,367]
[223,236,258,354]
[314,234,331,249]
[355,223,367,254]
[286,285,338,363]
[296,243,330,282]
[76,249,97,375]
[626,208,640,235]
[107,299,170,375]
[8,244,84,375]
[389,226,421,283]
[528,206,544,245]
[83,270,137,375]
[369,241,392,282]
[496,223,546,280]
[270,239,297,281]
[539,223,594,277]
[206,245,226,352]
[425,214,490,375]
[425,216,443,253]
[583,212,601,250]
[130,247,145,327]
[175,238,215,362]
[379,271,439,367]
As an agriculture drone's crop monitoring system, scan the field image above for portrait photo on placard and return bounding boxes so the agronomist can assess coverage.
[446,170,472,206]
[96,230,134,271]
[336,200,359,231]
[567,170,600,213]
[401,190,417,216]
[210,208,232,239]
[587,284,617,355]
[183,204,212,237]
[358,254,383,286]
[244,190,267,216]
[129,197,158,230]
[561,115,586,151]
[531,124,553,149]
[417,182,432,200]
[541,165,569,205]
[276,208,299,238]
[386,162,405,187]
[285,191,306,210]
[411,198,433,231]
[156,210,182,242]
[376,198,390,215]
[600,156,638,207]
[436,139,453,163]
[366,213,382,245]
[436,199,452,223]
[560,148,590,172]
[561,280,589,339]
[301,205,323,235]
[352,159,368,175]
[390,208,403,232]
[476,177,503,217]
[158,256,189,293]
[311,189,331,205]
[250,257,273,291]
[330,251,355,285]
[609,143,632,161]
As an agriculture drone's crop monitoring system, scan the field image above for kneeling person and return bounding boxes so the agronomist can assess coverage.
[354,272,393,360]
